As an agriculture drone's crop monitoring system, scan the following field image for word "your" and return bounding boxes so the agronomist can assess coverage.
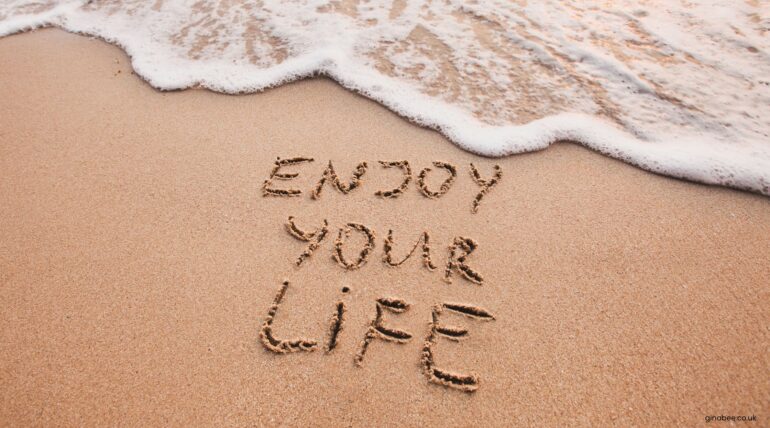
[284,216,484,285]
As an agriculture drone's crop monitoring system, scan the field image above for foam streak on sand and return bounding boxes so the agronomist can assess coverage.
[1,0,769,194]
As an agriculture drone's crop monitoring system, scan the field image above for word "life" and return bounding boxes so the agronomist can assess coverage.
[262,157,502,213]
[260,280,496,392]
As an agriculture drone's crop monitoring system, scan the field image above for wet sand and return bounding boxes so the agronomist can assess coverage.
[0,29,768,426]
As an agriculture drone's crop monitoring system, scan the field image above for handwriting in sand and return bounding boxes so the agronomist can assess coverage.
[258,157,502,392]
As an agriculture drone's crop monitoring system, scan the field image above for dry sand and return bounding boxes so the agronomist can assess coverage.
[1,29,768,426]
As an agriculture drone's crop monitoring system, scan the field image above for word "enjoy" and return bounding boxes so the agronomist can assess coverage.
[262,157,502,213]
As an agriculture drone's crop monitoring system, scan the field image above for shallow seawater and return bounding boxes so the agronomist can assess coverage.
[1,0,768,194]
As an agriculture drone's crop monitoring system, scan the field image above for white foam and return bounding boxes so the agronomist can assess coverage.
[1,0,768,195]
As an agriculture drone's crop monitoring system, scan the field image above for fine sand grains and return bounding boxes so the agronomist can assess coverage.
[263,157,501,213]
[263,157,314,197]
[285,217,485,285]
[285,216,329,266]
[259,281,319,353]
[444,237,484,285]
[325,301,346,353]
[417,161,457,199]
[421,303,495,392]
[312,160,369,199]
[333,223,376,270]
[382,229,437,270]
[469,163,502,213]
[355,298,413,366]
[375,160,412,198]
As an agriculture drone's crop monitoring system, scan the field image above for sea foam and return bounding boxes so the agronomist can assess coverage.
[1,0,768,195]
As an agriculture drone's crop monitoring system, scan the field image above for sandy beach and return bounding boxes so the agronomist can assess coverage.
[1,29,768,426]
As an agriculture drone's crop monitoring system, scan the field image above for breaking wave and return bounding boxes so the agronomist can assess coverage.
[1,0,769,194]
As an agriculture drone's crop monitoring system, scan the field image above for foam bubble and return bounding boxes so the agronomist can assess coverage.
[1,0,768,195]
